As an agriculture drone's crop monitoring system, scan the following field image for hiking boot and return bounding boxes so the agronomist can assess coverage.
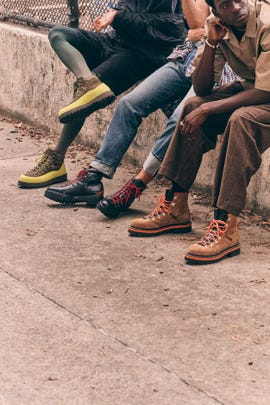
[58,76,115,124]
[44,168,103,206]
[97,179,146,218]
[185,214,240,265]
[128,190,192,236]
[18,148,66,188]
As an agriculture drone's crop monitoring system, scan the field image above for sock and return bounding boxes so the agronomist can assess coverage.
[171,182,188,193]
[89,166,103,180]
[133,178,146,189]
[214,208,228,222]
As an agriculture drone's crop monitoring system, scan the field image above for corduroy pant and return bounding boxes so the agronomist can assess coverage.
[159,81,270,216]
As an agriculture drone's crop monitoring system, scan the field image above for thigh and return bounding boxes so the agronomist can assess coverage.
[93,51,160,96]
[120,61,191,114]
[230,104,270,153]
[61,28,111,70]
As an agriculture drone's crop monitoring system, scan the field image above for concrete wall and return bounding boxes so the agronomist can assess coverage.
[0,22,269,214]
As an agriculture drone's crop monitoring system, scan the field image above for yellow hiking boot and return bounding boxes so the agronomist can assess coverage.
[185,214,240,264]
[128,190,192,236]
[18,148,66,188]
[58,76,115,123]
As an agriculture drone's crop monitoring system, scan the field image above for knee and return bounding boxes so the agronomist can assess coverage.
[228,107,253,127]
[117,93,140,116]
[48,26,68,47]
[182,95,206,115]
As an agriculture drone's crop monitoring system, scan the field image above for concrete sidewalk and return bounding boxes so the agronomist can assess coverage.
[1,115,270,405]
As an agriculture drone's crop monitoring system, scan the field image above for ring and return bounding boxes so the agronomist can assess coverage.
[179,120,185,127]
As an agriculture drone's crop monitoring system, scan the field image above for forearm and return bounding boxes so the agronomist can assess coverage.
[201,89,270,115]
[182,0,209,29]
[192,43,217,96]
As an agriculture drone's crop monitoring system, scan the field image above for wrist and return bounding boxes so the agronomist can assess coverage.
[205,38,219,49]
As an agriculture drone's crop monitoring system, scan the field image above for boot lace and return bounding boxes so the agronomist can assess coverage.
[111,180,142,208]
[26,152,59,176]
[73,79,87,101]
[147,195,171,219]
[198,219,228,246]
[68,168,89,184]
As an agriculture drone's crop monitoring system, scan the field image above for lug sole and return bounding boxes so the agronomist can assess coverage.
[59,93,115,124]
[18,174,67,189]
[128,223,192,237]
[184,244,241,265]
[44,189,103,207]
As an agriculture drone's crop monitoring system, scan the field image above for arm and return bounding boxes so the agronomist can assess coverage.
[110,9,183,46]
[192,16,228,96]
[181,89,270,137]
[182,0,209,29]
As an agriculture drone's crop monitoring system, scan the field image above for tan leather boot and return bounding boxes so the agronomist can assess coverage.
[185,214,240,264]
[128,189,192,236]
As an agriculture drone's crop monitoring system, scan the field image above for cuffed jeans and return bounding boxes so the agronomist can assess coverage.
[91,57,193,178]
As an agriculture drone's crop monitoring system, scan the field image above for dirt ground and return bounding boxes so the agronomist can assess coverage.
[1,114,270,405]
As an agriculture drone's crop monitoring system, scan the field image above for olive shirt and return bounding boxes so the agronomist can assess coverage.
[191,0,270,91]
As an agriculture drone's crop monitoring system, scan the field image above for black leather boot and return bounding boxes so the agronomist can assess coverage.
[44,168,103,206]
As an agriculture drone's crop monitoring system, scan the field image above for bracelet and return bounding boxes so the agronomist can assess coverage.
[205,38,219,49]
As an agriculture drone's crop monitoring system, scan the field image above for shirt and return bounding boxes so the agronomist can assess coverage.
[191,0,270,91]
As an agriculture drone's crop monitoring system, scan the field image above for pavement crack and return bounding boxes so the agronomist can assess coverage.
[1,267,224,404]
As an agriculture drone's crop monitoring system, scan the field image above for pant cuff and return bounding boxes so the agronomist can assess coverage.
[91,160,115,179]
[143,152,162,177]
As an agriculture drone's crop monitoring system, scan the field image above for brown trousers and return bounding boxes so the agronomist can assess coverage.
[159,82,270,216]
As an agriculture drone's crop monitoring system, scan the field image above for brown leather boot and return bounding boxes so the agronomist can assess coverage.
[128,189,192,236]
[185,214,240,264]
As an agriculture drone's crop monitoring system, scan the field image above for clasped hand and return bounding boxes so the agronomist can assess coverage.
[179,104,209,138]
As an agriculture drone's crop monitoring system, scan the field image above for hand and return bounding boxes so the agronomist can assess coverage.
[93,9,117,31]
[206,16,228,45]
[179,104,209,138]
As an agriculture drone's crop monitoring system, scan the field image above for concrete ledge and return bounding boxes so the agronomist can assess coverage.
[0,22,269,214]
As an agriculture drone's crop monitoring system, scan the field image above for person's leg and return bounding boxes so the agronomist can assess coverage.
[91,61,191,177]
[94,64,192,217]
[185,104,270,265]
[95,87,195,216]
[140,86,196,180]
[48,26,116,123]
[18,40,156,189]
[213,105,270,214]
[128,83,244,235]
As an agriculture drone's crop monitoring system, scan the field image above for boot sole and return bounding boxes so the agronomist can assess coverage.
[59,93,116,124]
[18,174,67,189]
[184,244,241,265]
[128,223,192,237]
[44,189,103,207]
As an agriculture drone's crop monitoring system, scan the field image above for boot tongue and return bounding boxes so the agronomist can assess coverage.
[165,189,174,202]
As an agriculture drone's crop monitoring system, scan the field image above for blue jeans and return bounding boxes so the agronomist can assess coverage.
[91,57,193,178]
[143,86,196,176]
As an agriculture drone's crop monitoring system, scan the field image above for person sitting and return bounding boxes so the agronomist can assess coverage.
[18,0,186,188]
[128,0,270,264]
